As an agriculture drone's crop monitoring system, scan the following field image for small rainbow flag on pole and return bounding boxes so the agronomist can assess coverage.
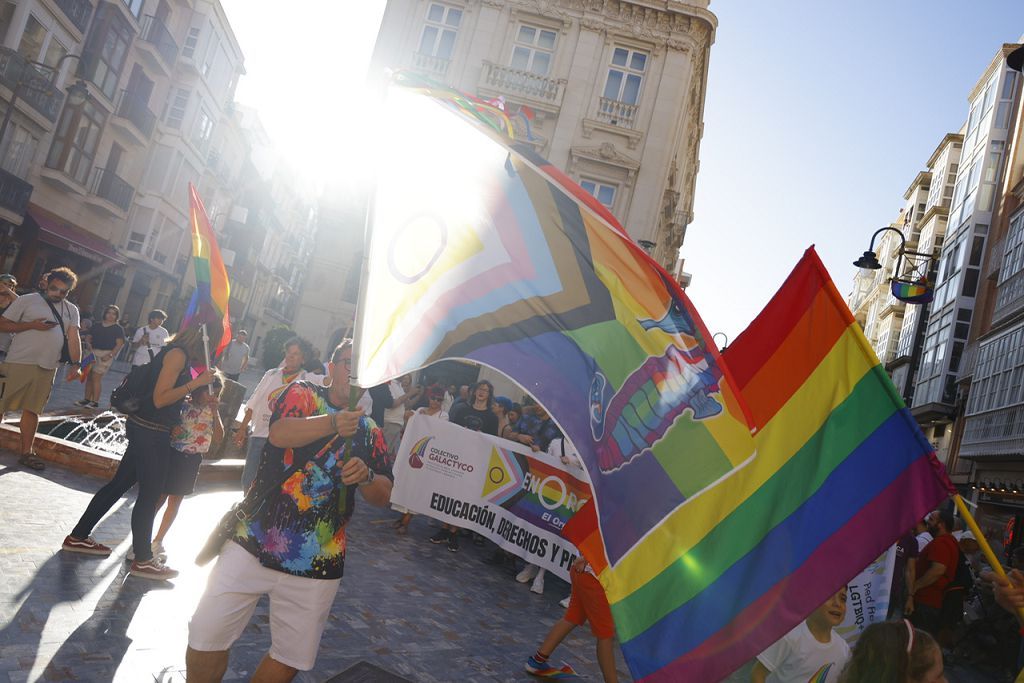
[182,183,231,359]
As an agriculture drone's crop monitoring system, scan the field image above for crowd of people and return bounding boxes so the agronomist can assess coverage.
[11,268,1024,681]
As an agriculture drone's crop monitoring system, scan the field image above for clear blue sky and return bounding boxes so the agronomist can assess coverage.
[686,2,1024,341]
[220,1,1024,341]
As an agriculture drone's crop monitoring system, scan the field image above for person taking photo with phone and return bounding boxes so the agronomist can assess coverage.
[0,267,83,471]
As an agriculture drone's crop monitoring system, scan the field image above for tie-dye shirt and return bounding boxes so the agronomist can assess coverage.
[233,381,388,579]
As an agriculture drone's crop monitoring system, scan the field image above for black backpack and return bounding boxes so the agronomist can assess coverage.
[110,350,164,414]
[947,547,974,593]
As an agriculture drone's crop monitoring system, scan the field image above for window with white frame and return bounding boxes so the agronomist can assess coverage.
[182,26,201,59]
[510,25,556,76]
[602,47,647,105]
[0,125,39,177]
[164,88,190,129]
[418,3,462,60]
[127,205,154,253]
[17,14,69,73]
[192,106,214,150]
[580,179,616,210]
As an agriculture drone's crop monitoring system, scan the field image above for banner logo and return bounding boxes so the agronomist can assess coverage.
[408,435,431,469]
[482,446,527,506]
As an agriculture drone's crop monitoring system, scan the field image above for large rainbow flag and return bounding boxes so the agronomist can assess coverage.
[182,183,231,358]
[564,247,952,680]
[358,73,756,568]
[357,74,953,680]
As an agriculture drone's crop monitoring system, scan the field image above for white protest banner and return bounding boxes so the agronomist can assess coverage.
[835,544,897,647]
[391,413,593,580]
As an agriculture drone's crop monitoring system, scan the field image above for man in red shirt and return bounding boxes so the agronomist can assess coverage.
[908,508,958,639]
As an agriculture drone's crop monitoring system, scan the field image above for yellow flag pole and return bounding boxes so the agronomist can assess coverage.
[951,494,1024,624]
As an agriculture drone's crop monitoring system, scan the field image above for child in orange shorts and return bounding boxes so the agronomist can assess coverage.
[525,557,618,681]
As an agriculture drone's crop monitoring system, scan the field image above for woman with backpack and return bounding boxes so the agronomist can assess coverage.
[61,321,218,581]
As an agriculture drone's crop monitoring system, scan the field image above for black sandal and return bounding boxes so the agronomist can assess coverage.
[18,453,46,471]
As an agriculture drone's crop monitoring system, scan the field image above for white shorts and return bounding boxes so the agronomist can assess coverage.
[188,541,341,671]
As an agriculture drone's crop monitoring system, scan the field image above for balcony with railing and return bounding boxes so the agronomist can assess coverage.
[595,97,639,128]
[960,405,1024,459]
[55,0,94,34]
[0,166,33,223]
[411,52,450,80]
[479,61,566,109]
[138,15,179,71]
[993,268,1024,326]
[87,167,134,215]
[111,89,156,144]
[0,48,64,123]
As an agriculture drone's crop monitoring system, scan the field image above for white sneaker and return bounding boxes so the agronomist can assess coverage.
[126,541,166,562]
[531,572,545,594]
[560,595,571,608]
[151,541,167,562]
[516,564,539,583]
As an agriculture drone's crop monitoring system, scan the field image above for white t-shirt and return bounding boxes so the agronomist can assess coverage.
[756,622,850,683]
[383,380,406,426]
[547,437,584,471]
[131,325,169,365]
[416,406,449,421]
[245,367,326,438]
[2,293,80,370]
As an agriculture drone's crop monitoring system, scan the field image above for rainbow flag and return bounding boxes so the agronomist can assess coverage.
[566,247,953,680]
[358,74,756,569]
[182,183,231,358]
[66,352,94,383]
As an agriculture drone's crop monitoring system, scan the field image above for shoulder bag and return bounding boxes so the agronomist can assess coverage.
[43,297,73,364]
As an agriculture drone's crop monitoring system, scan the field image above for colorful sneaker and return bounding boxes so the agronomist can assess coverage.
[447,533,460,553]
[429,530,450,544]
[61,535,112,557]
[525,656,578,679]
[129,558,179,581]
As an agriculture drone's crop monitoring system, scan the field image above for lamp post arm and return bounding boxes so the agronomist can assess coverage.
[865,226,907,254]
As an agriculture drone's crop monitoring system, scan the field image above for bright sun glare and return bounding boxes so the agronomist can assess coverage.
[219,1,387,187]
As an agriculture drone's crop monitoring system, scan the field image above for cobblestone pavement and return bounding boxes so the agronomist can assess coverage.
[0,450,637,682]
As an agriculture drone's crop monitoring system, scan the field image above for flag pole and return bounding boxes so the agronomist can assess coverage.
[951,494,1024,623]
[201,323,211,369]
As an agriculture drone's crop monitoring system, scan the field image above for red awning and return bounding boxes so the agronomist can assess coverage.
[26,205,126,265]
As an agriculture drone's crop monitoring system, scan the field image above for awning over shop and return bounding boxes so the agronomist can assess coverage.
[25,205,126,265]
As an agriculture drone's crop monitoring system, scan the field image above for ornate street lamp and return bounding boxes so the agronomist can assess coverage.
[853,226,935,304]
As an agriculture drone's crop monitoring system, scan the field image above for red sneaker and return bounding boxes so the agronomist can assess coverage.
[61,535,112,557]
[129,558,179,581]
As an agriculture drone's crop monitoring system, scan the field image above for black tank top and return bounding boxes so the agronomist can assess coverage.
[132,344,191,428]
